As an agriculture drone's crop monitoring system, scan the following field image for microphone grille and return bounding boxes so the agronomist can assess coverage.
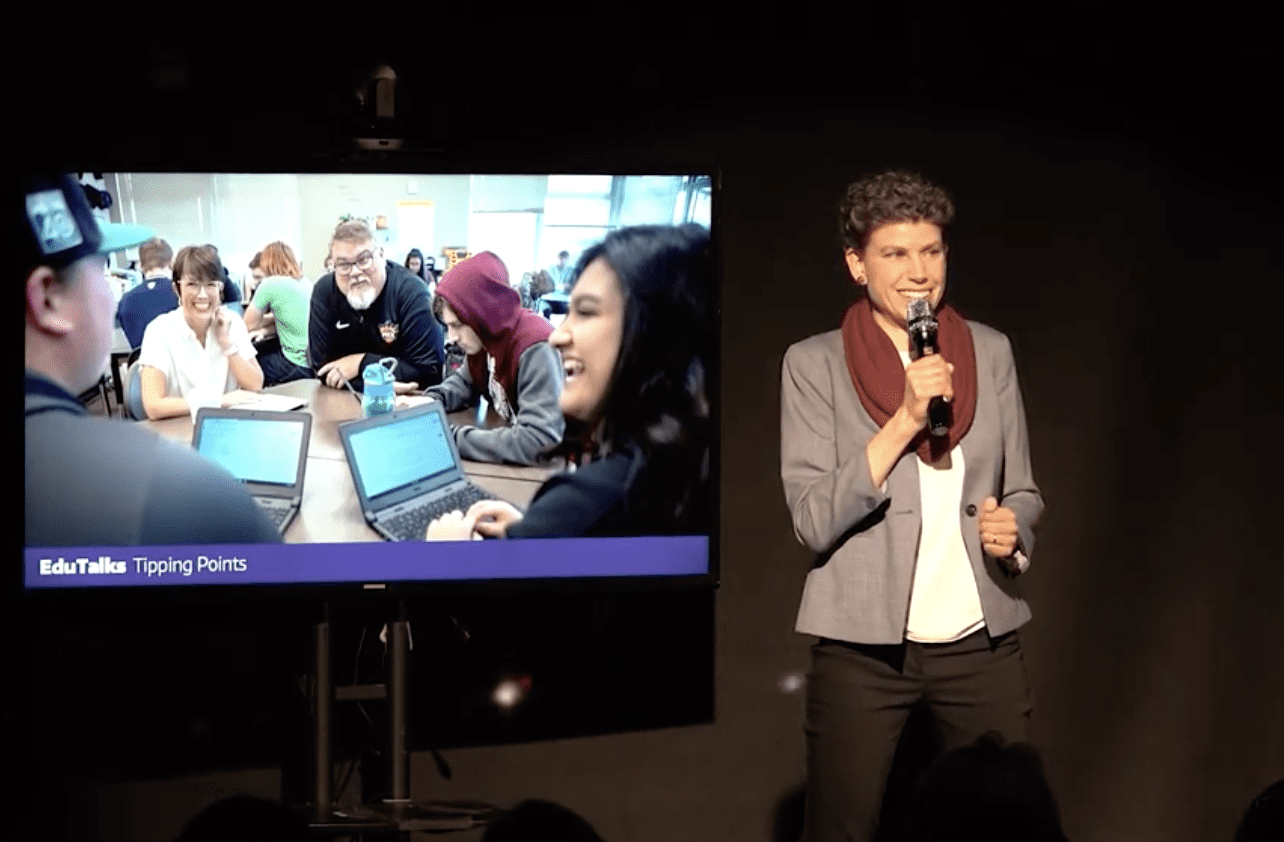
[907,297,933,323]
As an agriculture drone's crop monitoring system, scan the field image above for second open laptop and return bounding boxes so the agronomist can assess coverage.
[338,402,499,542]
[191,407,312,535]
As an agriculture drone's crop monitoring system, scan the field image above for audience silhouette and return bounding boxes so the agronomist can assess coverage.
[903,732,1067,842]
[481,799,606,842]
[173,795,313,842]
[1234,777,1284,842]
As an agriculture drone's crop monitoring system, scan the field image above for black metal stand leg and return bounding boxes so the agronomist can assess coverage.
[314,602,333,820]
[387,600,410,804]
[301,600,499,835]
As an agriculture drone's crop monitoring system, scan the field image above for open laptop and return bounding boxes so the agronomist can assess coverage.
[191,408,312,535]
[338,402,499,542]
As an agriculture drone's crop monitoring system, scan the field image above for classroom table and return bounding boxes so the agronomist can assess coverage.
[139,378,560,543]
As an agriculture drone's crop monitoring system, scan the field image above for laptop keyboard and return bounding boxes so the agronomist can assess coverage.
[256,498,296,529]
[383,485,497,541]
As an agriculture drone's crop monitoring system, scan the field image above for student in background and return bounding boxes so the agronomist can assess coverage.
[24,173,279,546]
[138,245,263,419]
[427,224,712,539]
[244,241,313,386]
[245,250,265,302]
[406,246,444,328]
[548,249,573,292]
[201,243,242,308]
[525,270,556,318]
[420,251,564,465]
[116,236,179,348]
[516,271,536,311]
[404,247,431,288]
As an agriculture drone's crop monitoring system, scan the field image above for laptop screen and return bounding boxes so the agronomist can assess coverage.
[347,408,456,499]
[196,416,306,487]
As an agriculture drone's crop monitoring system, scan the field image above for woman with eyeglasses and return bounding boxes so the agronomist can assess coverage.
[426,223,712,539]
[138,244,264,420]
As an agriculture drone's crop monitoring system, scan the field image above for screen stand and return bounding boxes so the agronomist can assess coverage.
[304,599,500,835]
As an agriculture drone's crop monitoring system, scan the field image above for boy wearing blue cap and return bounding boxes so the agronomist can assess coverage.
[23,174,280,547]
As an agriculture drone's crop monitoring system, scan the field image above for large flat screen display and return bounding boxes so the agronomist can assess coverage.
[24,172,715,591]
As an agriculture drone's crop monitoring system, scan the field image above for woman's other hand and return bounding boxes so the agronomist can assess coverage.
[425,510,478,541]
[466,500,524,539]
[902,355,954,430]
[978,496,1020,558]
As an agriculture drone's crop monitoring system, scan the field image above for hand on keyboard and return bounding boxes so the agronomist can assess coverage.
[387,486,496,541]
[466,500,524,539]
[425,510,478,541]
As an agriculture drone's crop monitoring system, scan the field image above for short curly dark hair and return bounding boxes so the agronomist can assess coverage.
[839,170,955,253]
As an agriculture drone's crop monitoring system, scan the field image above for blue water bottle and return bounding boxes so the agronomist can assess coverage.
[362,357,397,417]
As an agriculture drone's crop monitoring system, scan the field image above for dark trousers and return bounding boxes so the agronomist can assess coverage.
[257,347,313,388]
[803,629,1034,842]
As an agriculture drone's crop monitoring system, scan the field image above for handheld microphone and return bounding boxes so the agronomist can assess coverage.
[906,298,950,437]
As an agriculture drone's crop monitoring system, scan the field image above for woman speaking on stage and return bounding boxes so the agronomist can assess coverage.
[779,170,1044,842]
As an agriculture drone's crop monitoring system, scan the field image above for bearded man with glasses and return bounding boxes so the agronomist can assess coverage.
[309,220,445,392]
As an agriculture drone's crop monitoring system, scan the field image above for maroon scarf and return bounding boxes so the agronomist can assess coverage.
[437,252,553,405]
[841,295,978,463]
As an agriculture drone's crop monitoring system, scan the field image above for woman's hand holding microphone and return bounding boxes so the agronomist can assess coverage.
[901,355,954,431]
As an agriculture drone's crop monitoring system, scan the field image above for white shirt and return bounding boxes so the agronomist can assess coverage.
[486,354,514,422]
[897,350,986,644]
[139,308,257,413]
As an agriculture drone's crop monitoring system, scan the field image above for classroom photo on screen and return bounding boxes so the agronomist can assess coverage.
[23,173,716,590]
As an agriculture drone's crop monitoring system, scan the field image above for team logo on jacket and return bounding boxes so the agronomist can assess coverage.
[379,322,399,343]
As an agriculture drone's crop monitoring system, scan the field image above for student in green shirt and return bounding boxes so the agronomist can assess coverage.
[244,241,313,386]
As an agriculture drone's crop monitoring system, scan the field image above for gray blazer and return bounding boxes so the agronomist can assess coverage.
[780,321,1043,644]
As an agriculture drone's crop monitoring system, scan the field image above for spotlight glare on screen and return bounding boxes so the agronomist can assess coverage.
[778,671,805,694]
[493,677,529,709]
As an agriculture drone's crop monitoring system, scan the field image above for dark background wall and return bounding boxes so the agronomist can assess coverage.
[15,8,1282,842]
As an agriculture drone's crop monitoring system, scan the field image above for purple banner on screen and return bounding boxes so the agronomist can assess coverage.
[23,537,709,589]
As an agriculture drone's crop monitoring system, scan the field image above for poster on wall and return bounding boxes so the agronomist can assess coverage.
[443,247,471,269]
